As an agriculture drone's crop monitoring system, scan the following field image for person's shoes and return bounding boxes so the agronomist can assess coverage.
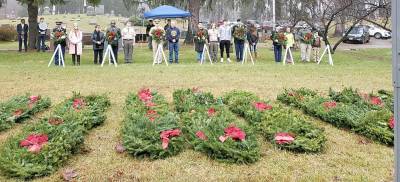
[220,58,224,63]
[227,58,232,63]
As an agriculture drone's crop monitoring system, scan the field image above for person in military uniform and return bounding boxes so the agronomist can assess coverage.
[106,20,122,64]
[51,21,67,66]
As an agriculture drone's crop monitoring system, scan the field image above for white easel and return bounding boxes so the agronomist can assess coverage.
[153,43,168,66]
[317,44,334,66]
[48,44,65,68]
[282,46,295,65]
[200,45,213,65]
[101,45,118,67]
[242,43,255,65]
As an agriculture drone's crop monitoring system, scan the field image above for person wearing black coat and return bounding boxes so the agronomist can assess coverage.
[146,19,155,50]
[247,25,259,59]
[17,19,28,52]
[91,25,105,64]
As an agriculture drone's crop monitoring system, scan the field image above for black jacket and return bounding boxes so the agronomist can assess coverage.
[146,24,154,35]
[17,24,28,36]
[247,31,259,44]
[91,31,105,50]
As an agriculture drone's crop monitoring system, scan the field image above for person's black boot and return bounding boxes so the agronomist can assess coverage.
[72,55,76,65]
[77,56,81,66]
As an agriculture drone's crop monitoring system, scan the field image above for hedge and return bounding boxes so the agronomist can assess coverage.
[0,94,51,132]
[0,93,110,179]
[122,89,185,159]
[223,90,326,153]
[173,89,261,164]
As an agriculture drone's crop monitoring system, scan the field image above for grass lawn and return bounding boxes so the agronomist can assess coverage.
[0,46,394,181]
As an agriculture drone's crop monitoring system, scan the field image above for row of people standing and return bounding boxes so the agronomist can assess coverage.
[147,18,259,64]
[16,17,60,53]
[194,19,259,63]
[271,27,322,63]
[17,18,137,66]
[90,20,137,65]
[50,20,138,66]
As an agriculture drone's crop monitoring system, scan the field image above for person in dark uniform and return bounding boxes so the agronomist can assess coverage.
[146,19,155,50]
[106,20,121,64]
[17,19,28,52]
[51,21,67,66]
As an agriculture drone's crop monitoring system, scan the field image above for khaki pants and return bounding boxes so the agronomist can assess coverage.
[123,40,134,63]
[300,43,312,62]
[209,42,219,62]
[312,47,321,62]
[152,40,163,63]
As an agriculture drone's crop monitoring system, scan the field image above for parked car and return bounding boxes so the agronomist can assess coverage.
[343,26,370,44]
[366,25,391,39]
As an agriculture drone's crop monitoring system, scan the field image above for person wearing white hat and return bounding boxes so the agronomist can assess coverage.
[68,23,83,66]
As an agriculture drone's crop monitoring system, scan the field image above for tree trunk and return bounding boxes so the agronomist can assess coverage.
[334,17,345,37]
[27,1,38,50]
[184,0,200,44]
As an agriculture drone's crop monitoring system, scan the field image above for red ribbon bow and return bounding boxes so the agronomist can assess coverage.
[219,125,246,143]
[160,129,181,149]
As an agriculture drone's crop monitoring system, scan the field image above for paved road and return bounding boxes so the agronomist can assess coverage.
[337,38,392,50]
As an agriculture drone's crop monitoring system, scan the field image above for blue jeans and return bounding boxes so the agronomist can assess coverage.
[169,42,179,63]
[273,45,282,62]
[235,42,244,61]
[197,51,203,61]
[37,35,46,51]
[54,45,65,66]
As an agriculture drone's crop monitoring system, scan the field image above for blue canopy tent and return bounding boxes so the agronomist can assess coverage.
[144,5,191,19]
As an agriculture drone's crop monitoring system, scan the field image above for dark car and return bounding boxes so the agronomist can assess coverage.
[343,26,370,44]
